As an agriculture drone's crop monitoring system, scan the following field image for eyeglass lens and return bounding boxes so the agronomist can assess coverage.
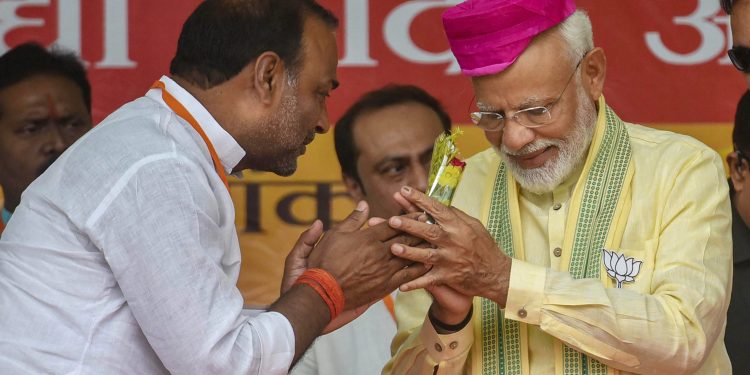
[729,46,750,72]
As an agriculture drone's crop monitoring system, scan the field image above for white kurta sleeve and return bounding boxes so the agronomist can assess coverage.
[84,153,295,374]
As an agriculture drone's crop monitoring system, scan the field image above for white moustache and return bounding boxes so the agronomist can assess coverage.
[500,138,561,157]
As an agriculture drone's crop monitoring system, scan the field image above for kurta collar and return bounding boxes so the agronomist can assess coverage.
[519,161,584,205]
[146,76,246,175]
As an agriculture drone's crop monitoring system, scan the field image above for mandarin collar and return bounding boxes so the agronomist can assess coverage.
[146,76,246,174]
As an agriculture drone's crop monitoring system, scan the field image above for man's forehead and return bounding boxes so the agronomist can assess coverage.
[375,147,432,163]
[2,74,81,96]
[353,106,442,150]
[733,0,750,18]
[369,143,435,170]
[473,79,558,113]
[732,9,750,47]
[476,97,546,112]
[300,20,338,85]
[473,35,568,109]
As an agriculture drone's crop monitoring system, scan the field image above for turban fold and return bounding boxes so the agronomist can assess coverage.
[443,0,576,76]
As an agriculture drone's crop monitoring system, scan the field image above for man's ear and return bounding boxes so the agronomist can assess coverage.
[342,173,365,202]
[581,47,606,102]
[729,151,748,193]
[252,52,284,105]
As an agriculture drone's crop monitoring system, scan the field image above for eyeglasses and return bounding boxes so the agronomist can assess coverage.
[728,46,750,72]
[470,54,587,132]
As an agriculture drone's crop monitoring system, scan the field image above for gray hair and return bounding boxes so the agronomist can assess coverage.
[556,10,594,65]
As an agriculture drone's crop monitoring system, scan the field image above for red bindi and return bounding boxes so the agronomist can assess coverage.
[46,94,59,120]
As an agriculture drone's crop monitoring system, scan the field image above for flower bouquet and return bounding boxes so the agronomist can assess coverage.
[425,129,466,209]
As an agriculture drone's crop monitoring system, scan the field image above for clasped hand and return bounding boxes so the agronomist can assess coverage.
[281,201,429,333]
[386,186,512,323]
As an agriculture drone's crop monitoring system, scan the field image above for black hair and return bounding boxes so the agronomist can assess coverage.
[0,42,91,117]
[730,90,750,195]
[734,90,750,153]
[334,84,452,184]
[170,0,338,89]
[723,0,734,14]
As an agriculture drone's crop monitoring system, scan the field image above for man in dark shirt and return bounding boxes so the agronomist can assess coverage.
[725,90,750,374]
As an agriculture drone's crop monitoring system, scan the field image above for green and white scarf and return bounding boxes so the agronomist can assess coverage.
[479,100,633,375]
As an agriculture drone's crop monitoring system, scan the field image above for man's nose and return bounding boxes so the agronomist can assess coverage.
[42,125,67,155]
[315,107,331,134]
[501,120,536,153]
[410,162,430,194]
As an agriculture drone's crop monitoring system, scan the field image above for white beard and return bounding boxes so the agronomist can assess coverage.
[497,82,597,195]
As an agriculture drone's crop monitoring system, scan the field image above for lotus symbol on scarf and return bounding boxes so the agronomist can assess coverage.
[602,249,642,288]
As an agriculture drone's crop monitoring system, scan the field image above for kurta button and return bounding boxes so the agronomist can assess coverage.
[553,247,562,257]
[518,308,528,318]
[449,341,458,350]
[553,203,562,210]
[434,343,443,352]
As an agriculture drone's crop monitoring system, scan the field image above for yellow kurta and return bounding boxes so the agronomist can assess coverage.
[384,103,733,375]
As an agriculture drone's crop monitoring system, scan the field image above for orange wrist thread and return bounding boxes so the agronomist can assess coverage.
[293,268,345,321]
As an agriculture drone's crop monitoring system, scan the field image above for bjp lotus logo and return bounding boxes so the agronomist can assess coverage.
[602,249,642,288]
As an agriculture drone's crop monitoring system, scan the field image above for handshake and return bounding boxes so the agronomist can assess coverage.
[281,184,513,333]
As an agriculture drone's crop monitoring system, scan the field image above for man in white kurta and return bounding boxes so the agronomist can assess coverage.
[0,1,427,373]
[0,76,295,374]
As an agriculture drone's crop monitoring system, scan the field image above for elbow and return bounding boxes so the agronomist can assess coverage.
[641,333,711,374]
[647,352,707,375]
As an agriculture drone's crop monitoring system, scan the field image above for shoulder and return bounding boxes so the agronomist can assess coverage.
[93,96,178,143]
[30,97,212,221]
[458,148,501,191]
[624,123,728,210]
[626,123,724,176]
[62,99,190,181]
[464,148,500,171]
[627,123,720,163]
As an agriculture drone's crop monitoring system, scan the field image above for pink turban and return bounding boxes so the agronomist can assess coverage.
[443,0,576,76]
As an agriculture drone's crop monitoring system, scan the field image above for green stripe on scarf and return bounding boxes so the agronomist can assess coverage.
[483,106,631,375]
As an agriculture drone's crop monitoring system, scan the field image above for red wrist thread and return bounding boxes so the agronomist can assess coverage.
[293,268,345,321]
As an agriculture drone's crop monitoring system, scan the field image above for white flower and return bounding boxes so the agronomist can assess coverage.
[602,249,642,288]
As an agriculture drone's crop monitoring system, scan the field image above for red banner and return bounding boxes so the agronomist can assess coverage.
[2,0,744,124]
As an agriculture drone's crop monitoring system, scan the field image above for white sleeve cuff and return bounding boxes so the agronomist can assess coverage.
[249,311,295,374]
